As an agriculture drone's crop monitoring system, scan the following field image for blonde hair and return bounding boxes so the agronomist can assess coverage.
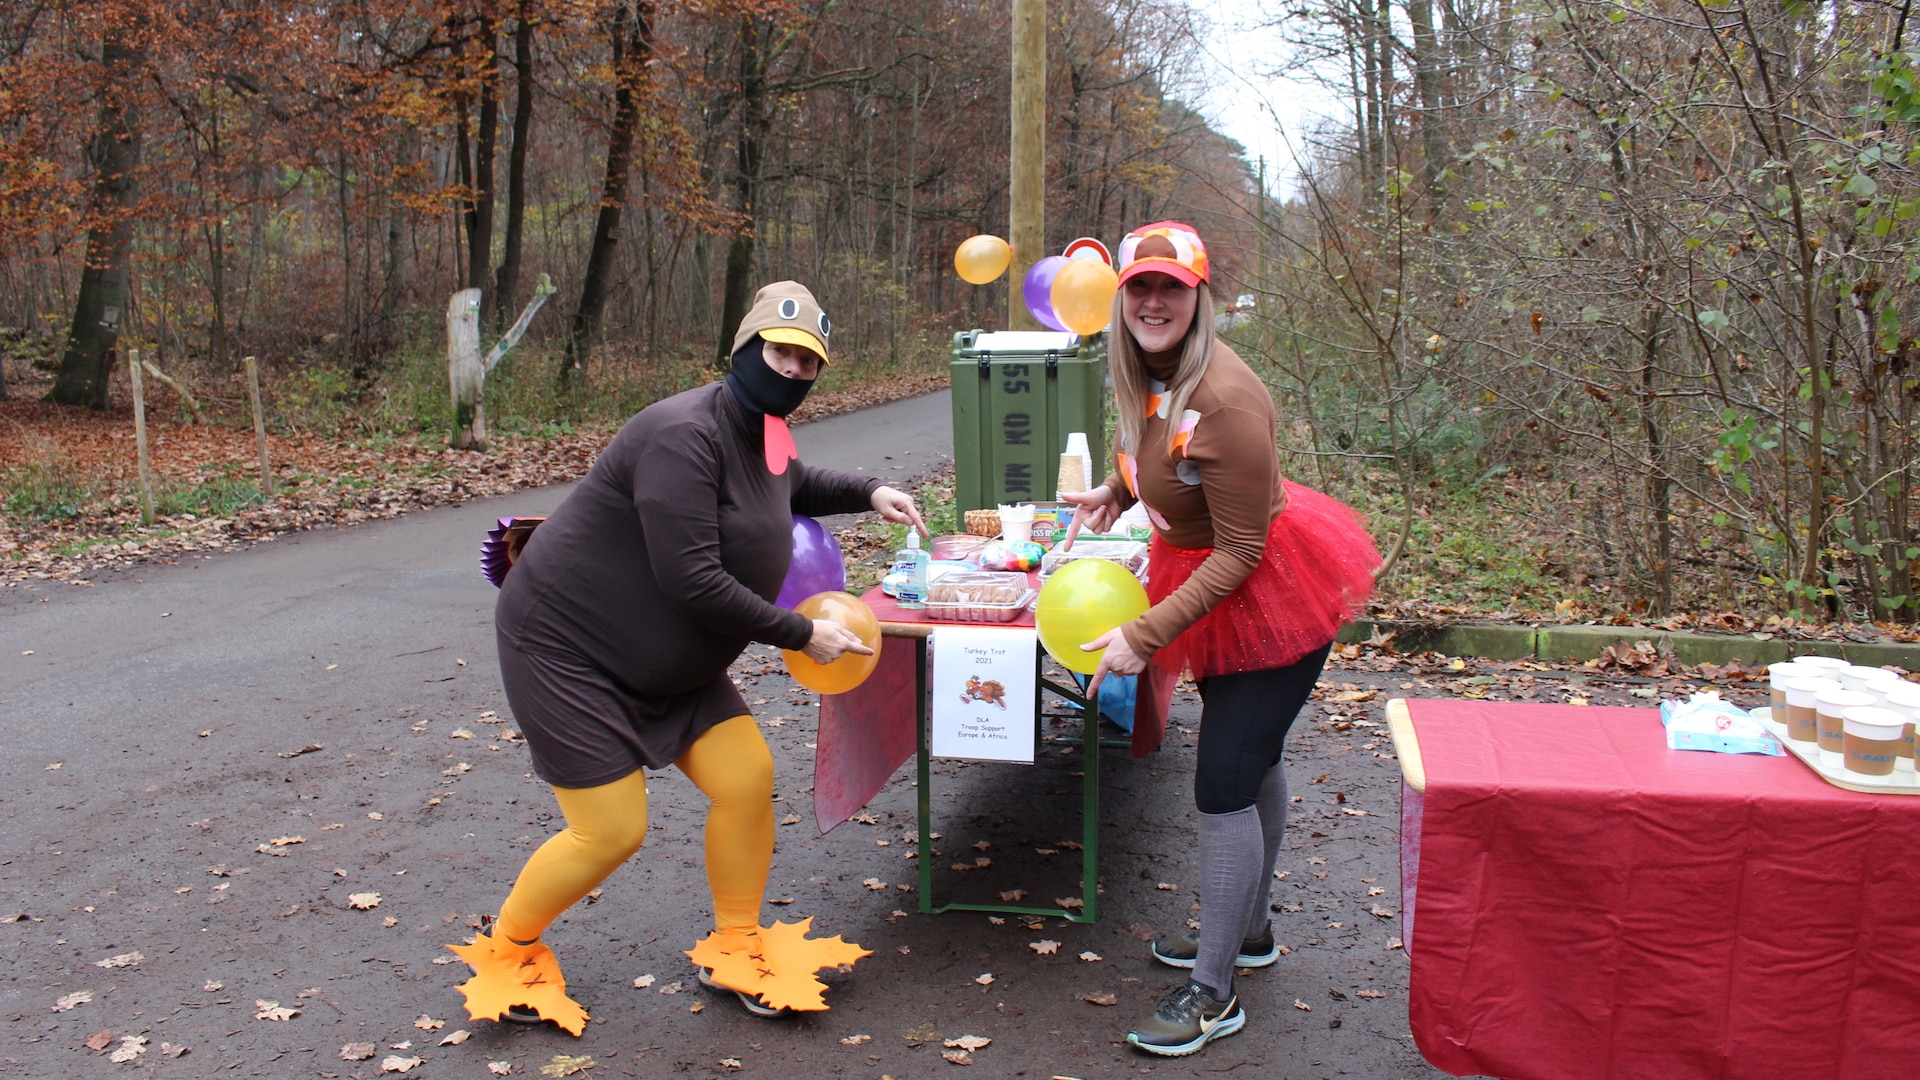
[1110,280,1214,462]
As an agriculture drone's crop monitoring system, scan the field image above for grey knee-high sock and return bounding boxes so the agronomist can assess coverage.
[1244,762,1289,939]
[1194,806,1264,998]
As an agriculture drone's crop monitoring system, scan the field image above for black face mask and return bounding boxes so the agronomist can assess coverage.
[725,338,814,418]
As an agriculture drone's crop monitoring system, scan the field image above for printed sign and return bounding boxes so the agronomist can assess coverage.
[929,626,1037,763]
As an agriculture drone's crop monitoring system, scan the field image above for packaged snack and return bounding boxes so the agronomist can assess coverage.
[1039,540,1148,579]
[924,572,1036,623]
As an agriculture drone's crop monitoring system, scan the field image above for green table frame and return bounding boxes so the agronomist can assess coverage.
[889,627,1123,923]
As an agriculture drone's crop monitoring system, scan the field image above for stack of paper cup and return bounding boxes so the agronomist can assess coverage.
[1765,661,1812,724]
[1056,453,1088,496]
[1058,432,1094,499]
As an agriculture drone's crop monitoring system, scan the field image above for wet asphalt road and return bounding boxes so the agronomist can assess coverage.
[1,388,1459,1079]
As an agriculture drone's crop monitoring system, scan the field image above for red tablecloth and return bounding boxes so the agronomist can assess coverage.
[1401,698,1920,1080]
[812,582,1173,833]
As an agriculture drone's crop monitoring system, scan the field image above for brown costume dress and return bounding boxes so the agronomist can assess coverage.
[495,381,880,787]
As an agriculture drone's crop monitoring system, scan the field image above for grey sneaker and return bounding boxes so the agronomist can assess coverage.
[1126,980,1245,1056]
[1148,924,1280,969]
[695,967,790,1018]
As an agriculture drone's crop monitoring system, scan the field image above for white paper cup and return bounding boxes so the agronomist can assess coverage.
[1881,685,1920,772]
[1767,662,1813,723]
[1791,655,1850,676]
[1842,707,1908,777]
[999,504,1035,544]
[1816,688,1878,767]
[1836,664,1885,692]
[1778,676,1841,742]
[1857,668,1907,700]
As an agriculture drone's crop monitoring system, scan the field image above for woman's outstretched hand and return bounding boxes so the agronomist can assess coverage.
[870,485,928,536]
[1083,625,1146,698]
[803,619,874,664]
[1059,484,1119,550]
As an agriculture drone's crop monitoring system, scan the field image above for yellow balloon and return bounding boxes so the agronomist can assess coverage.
[1034,559,1149,675]
[954,234,1012,285]
[782,590,883,695]
[1049,257,1120,336]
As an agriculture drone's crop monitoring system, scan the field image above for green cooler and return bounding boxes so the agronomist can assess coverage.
[950,330,1108,513]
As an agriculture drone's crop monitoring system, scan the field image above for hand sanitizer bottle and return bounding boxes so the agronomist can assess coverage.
[893,531,928,609]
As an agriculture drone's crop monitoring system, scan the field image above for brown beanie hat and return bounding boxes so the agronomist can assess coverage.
[730,281,831,364]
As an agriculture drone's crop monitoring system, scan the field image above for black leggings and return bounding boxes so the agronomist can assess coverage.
[1192,642,1331,814]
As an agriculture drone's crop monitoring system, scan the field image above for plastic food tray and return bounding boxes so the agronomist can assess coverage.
[923,572,1035,623]
[1039,540,1148,578]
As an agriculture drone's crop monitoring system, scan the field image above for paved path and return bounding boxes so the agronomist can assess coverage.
[1,387,1450,1078]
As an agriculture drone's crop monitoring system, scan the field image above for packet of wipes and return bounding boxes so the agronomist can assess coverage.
[1660,692,1784,756]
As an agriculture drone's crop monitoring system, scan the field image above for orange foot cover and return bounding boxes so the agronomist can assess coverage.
[446,934,589,1035]
[686,919,873,1012]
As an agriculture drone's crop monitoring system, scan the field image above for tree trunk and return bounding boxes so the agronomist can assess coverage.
[716,15,768,364]
[49,36,144,410]
[565,0,654,381]
[468,13,501,330]
[494,4,535,334]
[1407,0,1445,215]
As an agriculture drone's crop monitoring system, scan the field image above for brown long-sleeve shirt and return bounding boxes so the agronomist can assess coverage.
[1105,341,1286,656]
[496,382,880,774]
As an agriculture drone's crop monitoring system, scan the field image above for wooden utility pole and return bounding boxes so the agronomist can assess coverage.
[1009,0,1045,330]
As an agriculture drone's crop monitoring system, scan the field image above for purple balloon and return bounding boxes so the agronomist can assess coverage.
[776,514,846,609]
[1022,256,1070,332]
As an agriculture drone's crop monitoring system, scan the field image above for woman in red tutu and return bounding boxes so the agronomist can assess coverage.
[1061,222,1381,1057]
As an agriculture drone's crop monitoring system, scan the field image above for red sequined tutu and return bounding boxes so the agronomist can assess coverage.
[1147,480,1380,680]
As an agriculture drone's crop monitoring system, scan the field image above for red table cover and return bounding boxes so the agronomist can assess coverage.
[812,583,1173,834]
[1402,698,1920,1080]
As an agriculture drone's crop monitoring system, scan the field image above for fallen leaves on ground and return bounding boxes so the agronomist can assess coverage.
[973,972,993,985]
[413,1014,443,1031]
[51,990,91,1012]
[1080,991,1118,1006]
[862,878,886,890]
[944,1035,991,1051]
[109,1035,147,1063]
[1293,998,1314,1011]
[941,1049,975,1065]
[86,1031,113,1051]
[348,892,381,909]
[1029,940,1060,955]
[381,1055,424,1073]
[541,1053,596,1077]
[93,951,142,969]
[488,1063,513,1076]
[254,1000,298,1021]
[840,1034,872,1045]
[1078,951,1101,962]
[341,1043,376,1061]
[632,974,655,988]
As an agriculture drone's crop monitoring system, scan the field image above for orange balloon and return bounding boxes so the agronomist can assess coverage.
[1050,257,1119,336]
[954,234,1012,285]
[781,591,883,695]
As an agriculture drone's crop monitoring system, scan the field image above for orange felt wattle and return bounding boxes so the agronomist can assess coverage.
[447,934,589,1035]
[685,918,873,1012]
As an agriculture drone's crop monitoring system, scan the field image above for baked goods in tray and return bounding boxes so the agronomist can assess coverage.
[924,572,1035,623]
[1039,540,1148,578]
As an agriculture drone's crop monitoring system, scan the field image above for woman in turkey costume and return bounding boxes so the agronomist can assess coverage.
[452,283,923,1027]
[1060,224,1381,1057]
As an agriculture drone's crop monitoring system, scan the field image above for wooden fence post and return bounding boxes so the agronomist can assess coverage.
[128,348,155,523]
[244,355,274,497]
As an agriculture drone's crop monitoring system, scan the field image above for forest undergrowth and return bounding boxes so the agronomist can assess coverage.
[2,342,1913,644]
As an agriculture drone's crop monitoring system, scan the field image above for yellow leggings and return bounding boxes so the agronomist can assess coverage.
[494,714,775,943]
